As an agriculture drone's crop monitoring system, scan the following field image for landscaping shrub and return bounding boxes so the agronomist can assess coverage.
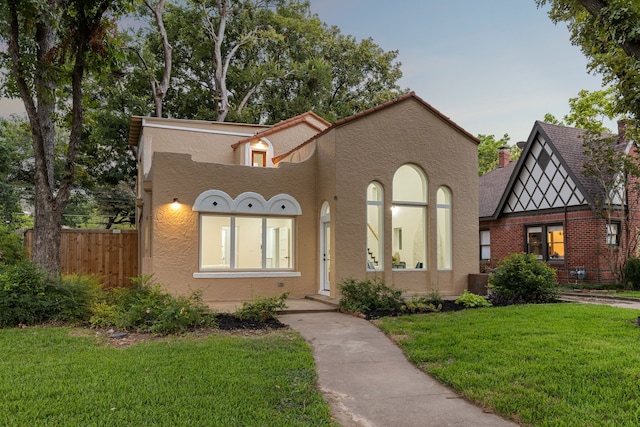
[623,257,640,290]
[401,294,442,314]
[234,291,289,322]
[455,290,492,308]
[0,262,102,327]
[488,252,558,304]
[338,277,404,317]
[0,225,26,266]
[89,275,217,334]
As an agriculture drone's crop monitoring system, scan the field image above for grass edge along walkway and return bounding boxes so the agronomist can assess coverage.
[0,327,338,427]
[377,303,640,427]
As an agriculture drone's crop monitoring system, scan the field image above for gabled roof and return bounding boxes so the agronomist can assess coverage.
[273,91,479,163]
[480,121,623,220]
[230,111,331,148]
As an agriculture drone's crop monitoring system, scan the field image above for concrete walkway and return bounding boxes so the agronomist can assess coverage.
[280,311,517,427]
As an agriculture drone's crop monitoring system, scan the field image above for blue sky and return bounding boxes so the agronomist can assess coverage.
[309,0,610,141]
[0,1,609,142]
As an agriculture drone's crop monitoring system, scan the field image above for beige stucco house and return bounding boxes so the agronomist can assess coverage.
[128,92,480,302]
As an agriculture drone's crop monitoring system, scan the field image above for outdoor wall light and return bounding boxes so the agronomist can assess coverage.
[171,198,180,209]
[173,198,179,203]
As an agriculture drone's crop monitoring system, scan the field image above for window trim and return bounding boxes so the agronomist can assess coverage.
[436,186,452,270]
[366,182,384,271]
[480,229,491,261]
[606,222,620,247]
[199,214,295,272]
[526,223,565,262]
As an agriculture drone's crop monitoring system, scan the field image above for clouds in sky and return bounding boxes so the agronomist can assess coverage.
[309,0,608,141]
[0,1,609,141]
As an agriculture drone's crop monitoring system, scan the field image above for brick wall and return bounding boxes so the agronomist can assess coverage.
[480,208,621,284]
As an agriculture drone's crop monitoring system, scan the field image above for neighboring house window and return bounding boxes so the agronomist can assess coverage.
[367,182,383,270]
[392,164,427,269]
[437,186,452,269]
[607,222,620,247]
[252,150,266,167]
[201,215,293,270]
[480,230,490,261]
[193,190,301,274]
[527,225,564,261]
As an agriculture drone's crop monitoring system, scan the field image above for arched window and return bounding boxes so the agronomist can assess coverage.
[367,182,383,270]
[392,165,427,269]
[437,186,452,269]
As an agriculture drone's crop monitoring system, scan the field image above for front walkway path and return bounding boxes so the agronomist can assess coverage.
[280,311,517,427]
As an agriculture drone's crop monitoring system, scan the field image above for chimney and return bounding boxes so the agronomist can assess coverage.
[618,119,628,145]
[498,146,510,168]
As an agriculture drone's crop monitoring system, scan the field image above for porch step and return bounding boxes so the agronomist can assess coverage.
[278,295,339,314]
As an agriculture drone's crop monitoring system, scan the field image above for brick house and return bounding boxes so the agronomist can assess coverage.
[479,121,636,285]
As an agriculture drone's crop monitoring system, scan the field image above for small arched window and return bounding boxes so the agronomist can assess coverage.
[392,165,427,269]
[367,182,384,270]
[437,186,452,269]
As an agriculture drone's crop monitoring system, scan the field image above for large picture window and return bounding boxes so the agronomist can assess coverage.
[201,215,293,270]
[367,182,383,270]
[527,224,564,261]
[392,165,427,269]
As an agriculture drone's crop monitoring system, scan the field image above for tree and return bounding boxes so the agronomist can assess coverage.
[536,0,640,120]
[477,133,521,175]
[144,0,402,123]
[0,0,129,274]
[544,88,618,133]
[581,128,640,284]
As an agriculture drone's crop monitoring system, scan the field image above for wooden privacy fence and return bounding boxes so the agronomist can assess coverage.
[24,229,138,287]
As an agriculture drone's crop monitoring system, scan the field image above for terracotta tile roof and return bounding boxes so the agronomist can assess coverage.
[273,92,479,164]
[230,111,331,148]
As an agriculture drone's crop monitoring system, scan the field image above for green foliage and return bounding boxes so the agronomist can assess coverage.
[455,290,492,308]
[0,225,26,266]
[234,291,290,322]
[477,133,521,176]
[89,275,217,334]
[623,257,640,290]
[488,253,559,304]
[338,277,404,317]
[537,0,640,121]
[401,294,442,314]
[0,262,102,327]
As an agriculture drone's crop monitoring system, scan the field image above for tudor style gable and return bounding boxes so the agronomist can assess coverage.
[503,132,587,214]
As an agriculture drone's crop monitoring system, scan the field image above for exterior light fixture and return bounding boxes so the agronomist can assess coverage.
[173,198,179,203]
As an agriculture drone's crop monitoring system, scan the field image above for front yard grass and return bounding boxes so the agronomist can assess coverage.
[377,303,640,426]
[0,327,336,426]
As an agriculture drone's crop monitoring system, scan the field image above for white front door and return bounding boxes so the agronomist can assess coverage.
[320,222,331,294]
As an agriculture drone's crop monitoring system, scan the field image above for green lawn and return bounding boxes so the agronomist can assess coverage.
[0,327,336,427]
[377,303,640,426]
[611,290,640,298]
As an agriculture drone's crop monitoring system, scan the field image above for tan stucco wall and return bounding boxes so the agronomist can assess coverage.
[138,97,478,301]
[318,98,479,297]
[146,152,318,302]
[266,124,324,157]
[139,118,269,174]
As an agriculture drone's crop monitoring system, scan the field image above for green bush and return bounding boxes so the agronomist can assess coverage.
[0,225,26,266]
[234,291,289,322]
[338,277,404,317]
[489,253,559,304]
[623,257,640,290]
[0,262,102,327]
[0,261,49,326]
[401,294,442,314]
[455,290,492,308]
[89,275,217,334]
